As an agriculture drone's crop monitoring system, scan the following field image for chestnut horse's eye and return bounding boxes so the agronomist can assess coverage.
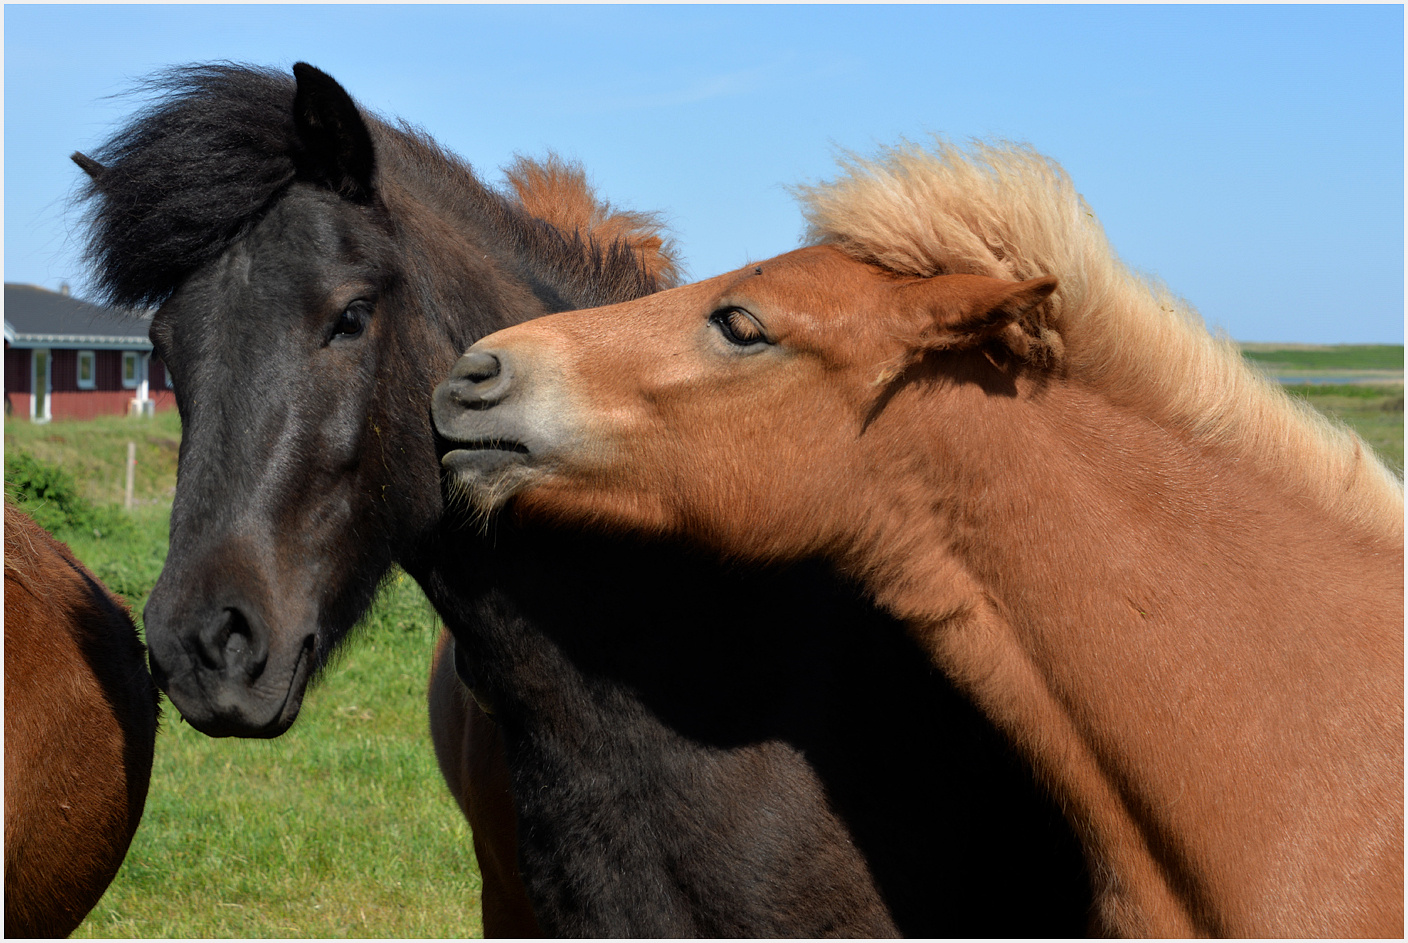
[332,301,371,340]
[710,308,768,347]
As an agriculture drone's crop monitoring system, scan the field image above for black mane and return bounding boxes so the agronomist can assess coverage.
[76,63,662,311]
[77,64,301,308]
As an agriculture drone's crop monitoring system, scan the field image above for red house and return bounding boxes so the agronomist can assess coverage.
[4,283,175,422]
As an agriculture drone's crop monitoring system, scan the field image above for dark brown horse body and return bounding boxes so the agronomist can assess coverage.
[4,504,161,937]
[78,68,1092,935]
[411,522,1091,936]
[427,632,537,935]
[435,141,1404,936]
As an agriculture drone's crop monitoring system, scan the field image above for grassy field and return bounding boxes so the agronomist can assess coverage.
[3,348,1402,938]
[4,409,183,509]
[1240,343,1404,384]
[1238,343,1403,371]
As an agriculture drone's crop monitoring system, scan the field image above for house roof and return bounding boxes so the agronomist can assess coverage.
[4,283,153,350]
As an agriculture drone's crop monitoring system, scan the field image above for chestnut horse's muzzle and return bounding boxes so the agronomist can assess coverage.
[432,342,579,508]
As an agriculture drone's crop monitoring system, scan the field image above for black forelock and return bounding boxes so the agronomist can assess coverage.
[75,63,308,308]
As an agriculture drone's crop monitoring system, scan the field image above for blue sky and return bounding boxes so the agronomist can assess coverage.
[5,4,1403,343]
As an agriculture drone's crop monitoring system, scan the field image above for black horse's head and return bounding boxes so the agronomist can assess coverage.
[75,63,670,736]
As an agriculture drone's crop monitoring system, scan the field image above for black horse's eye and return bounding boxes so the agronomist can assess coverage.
[710,308,768,347]
[332,301,370,340]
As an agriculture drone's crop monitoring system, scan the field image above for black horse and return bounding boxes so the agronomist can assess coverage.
[76,63,1092,936]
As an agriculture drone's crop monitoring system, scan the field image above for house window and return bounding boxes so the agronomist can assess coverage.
[77,350,96,389]
[122,351,140,389]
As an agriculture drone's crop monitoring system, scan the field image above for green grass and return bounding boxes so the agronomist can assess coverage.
[5,409,182,508]
[4,360,1401,938]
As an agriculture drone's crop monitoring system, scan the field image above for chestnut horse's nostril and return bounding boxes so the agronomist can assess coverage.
[453,349,501,384]
[444,348,513,409]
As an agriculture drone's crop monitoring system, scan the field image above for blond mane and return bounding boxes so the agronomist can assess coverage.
[795,138,1403,536]
[503,154,681,288]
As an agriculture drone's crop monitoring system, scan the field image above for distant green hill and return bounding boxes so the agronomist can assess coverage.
[1240,344,1404,372]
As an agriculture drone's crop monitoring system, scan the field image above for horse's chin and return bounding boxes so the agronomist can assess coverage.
[441,447,542,517]
[156,636,314,739]
[256,647,314,738]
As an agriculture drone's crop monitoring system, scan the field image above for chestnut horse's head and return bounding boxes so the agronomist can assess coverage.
[432,244,1054,562]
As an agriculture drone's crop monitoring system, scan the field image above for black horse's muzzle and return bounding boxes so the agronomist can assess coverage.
[144,568,316,739]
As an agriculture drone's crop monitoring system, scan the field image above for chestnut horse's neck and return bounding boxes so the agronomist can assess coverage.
[850,367,1403,937]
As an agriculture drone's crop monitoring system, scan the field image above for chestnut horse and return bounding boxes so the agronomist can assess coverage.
[4,503,161,937]
[434,139,1405,937]
[78,69,1092,934]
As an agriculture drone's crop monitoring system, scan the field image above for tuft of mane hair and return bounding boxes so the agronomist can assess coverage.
[794,137,1403,535]
[504,154,680,289]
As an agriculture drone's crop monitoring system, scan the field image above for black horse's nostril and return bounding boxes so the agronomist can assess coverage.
[443,348,513,410]
[196,607,268,679]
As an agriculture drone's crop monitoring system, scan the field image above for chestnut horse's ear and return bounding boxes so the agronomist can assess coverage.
[897,273,1058,359]
[292,62,376,203]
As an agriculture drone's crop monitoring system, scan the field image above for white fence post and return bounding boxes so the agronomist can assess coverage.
[124,441,136,511]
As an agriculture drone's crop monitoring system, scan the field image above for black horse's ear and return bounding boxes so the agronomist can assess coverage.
[291,62,376,203]
[71,152,106,180]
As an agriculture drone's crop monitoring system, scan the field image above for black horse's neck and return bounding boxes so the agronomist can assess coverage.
[359,124,664,364]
